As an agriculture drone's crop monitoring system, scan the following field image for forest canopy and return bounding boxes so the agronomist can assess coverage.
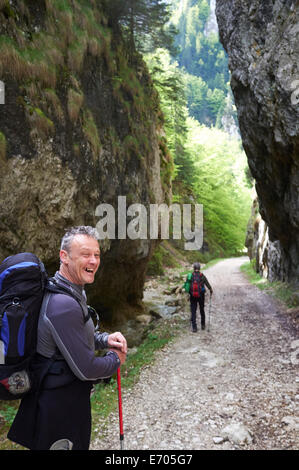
[185,119,252,257]
[144,0,252,261]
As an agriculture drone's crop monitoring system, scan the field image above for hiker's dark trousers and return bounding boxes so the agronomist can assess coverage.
[190,294,205,329]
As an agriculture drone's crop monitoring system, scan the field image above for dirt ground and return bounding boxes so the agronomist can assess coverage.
[91,257,298,450]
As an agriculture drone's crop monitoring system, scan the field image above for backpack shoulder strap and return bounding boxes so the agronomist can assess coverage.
[45,278,90,324]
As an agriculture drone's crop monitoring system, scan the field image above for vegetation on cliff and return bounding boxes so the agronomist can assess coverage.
[0,0,173,192]
[0,0,176,320]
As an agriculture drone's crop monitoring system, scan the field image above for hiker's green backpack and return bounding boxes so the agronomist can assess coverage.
[183,273,193,293]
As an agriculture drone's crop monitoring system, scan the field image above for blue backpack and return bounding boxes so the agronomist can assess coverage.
[0,253,47,399]
[0,252,99,400]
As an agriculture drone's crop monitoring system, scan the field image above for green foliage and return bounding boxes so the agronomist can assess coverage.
[143,1,253,263]
[0,0,165,170]
[147,241,180,275]
[0,0,109,138]
[0,403,18,426]
[185,119,252,255]
[82,109,101,158]
[170,0,233,127]
[0,131,6,161]
[145,43,252,259]
[102,0,176,54]
[0,401,22,449]
[145,49,196,186]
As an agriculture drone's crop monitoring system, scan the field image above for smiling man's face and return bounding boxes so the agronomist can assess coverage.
[59,234,100,286]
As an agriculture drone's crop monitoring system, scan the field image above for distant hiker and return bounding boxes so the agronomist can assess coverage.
[8,226,127,450]
[183,262,213,332]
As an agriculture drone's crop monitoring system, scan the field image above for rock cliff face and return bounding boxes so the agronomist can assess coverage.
[216,0,299,284]
[0,1,172,322]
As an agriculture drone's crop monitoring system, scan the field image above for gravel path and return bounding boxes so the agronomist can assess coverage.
[91,258,298,450]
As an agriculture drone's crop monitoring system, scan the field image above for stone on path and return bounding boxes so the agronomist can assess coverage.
[221,422,253,446]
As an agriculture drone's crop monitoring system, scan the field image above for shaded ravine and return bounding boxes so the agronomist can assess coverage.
[91,258,298,450]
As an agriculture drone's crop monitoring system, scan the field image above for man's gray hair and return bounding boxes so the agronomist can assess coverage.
[60,226,99,252]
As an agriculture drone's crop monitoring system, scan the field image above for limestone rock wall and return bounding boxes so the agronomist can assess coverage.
[0,1,172,322]
[216,0,299,283]
[245,197,288,282]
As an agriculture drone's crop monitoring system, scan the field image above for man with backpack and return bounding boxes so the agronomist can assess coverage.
[183,262,213,332]
[6,226,127,450]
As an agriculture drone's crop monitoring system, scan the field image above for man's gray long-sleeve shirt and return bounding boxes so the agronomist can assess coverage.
[37,272,120,381]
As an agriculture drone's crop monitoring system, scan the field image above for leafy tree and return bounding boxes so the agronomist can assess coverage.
[170,0,231,127]
[207,88,226,120]
[145,49,196,185]
[144,2,252,259]
[185,119,252,255]
[102,0,176,53]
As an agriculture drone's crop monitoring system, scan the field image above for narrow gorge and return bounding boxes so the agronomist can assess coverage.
[0,0,298,453]
[0,0,298,326]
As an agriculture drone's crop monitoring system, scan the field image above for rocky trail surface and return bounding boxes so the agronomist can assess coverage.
[91,258,298,450]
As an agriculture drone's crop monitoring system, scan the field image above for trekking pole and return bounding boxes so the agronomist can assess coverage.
[117,367,124,450]
[207,295,212,332]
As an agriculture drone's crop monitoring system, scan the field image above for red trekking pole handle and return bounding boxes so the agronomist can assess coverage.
[117,367,124,450]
